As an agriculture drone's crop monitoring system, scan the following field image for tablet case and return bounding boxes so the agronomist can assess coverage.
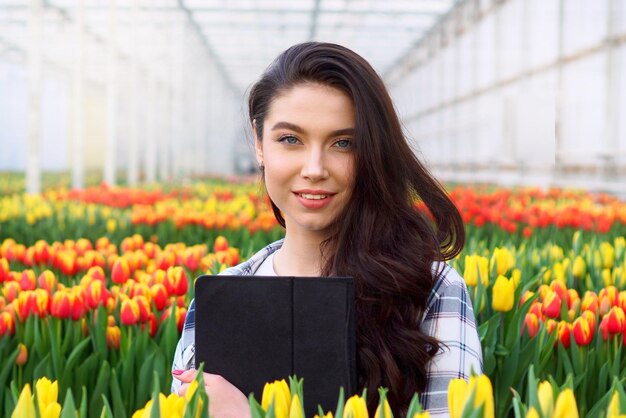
[194,275,357,416]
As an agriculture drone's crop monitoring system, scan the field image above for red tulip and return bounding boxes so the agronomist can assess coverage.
[572,316,593,346]
[581,291,598,313]
[606,306,625,334]
[84,280,110,310]
[70,291,85,321]
[133,295,151,323]
[120,298,140,325]
[16,343,28,366]
[33,240,51,265]
[150,283,168,311]
[19,270,37,291]
[16,291,37,321]
[0,311,14,336]
[156,251,176,271]
[542,291,562,319]
[3,281,20,303]
[0,258,9,282]
[165,266,188,297]
[51,291,71,319]
[106,326,121,350]
[556,321,572,349]
[111,258,131,284]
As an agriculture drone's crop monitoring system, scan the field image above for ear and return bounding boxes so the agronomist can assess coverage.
[253,119,263,165]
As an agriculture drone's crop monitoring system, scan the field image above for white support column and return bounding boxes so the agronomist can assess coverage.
[605,0,620,174]
[26,0,42,195]
[127,0,140,186]
[146,74,157,183]
[72,0,85,190]
[555,0,565,171]
[104,0,118,186]
[171,19,185,179]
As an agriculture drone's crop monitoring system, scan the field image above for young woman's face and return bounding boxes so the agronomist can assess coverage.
[255,83,356,240]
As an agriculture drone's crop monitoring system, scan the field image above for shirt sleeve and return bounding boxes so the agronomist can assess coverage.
[419,263,483,417]
[171,298,197,393]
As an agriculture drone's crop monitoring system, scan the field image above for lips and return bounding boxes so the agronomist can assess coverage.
[293,190,336,209]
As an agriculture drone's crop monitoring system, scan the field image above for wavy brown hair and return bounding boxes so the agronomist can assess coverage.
[248,42,465,415]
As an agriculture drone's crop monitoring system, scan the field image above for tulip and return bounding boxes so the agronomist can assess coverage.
[522,313,539,338]
[106,325,121,350]
[600,242,615,269]
[542,291,562,319]
[35,377,61,418]
[572,256,586,279]
[37,270,57,293]
[553,389,579,418]
[290,394,305,418]
[567,289,580,311]
[314,413,334,418]
[261,380,291,418]
[156,251,176,271]
[166,266,189,297]
[51,291,71,319]
[556,321,572,349]
[492,275,515,312]
[11,383,35,418]
[411,413,430,418]
[19,269,37,291]
[606,306,625,334]
[120,298,141,326]
[0,311,15,336]
[133,295,151,323]
[448,378,468,418]
[525,408,540,418]
[581,291,598,313]
[150,283,168,311]
[343,395,369,418]
[537,381,554,418]
[112,258,131,284]
[491,247,515,276]
[572,316,593,346]
[84,280,110,310]
[213,236,229,252]
[374,397,392,418]
[0,257,9,282]
[16,343,28,366]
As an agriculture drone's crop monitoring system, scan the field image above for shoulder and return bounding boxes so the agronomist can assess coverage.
[220,238,284,276]
[425,262,471,317]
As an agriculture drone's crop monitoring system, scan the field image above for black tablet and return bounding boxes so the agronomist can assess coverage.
[194,275,357,416]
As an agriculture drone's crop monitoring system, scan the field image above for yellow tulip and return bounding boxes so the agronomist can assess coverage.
[374,397,392,418]
[11,383,36,418]
[35,377,60,417]
[448,378,469,418]
[603,269,613,287]
[607,391,620,418]
[262,380,291,418]
[511,269,521,289]
[525,407,540,418]
[290,394,305,418]
[537,381,554,417]
[469,375,494,418]
[553,262,565,282]
[572,256,586,279]
[464,255,479,287]
[492,275,515,312]
[491,247,515,276]
[411,413,430,418]
[314,413,334,418]
[343,394,369,418]
[553,389,579,418]
[601,242,615,269]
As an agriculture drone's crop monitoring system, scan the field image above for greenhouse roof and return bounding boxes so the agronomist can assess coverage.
[0,0,457,94]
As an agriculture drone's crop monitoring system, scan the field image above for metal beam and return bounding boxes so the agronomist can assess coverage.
[189,7,442,16]
[177,0,240,97]
[309,0,322,40]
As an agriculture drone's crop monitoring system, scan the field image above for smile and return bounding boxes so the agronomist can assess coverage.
[298,193,329,200]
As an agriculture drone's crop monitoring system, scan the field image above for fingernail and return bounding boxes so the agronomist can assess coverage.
[172,369,184,376]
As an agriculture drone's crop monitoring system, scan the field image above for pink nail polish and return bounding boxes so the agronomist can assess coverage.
[172,369,184,376]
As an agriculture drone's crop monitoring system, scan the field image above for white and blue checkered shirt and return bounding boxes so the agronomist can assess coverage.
[172,239,482,417]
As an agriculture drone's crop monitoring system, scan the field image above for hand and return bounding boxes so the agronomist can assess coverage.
[173,369,251,418]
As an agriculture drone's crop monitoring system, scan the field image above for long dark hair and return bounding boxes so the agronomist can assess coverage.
[248,42,465,414]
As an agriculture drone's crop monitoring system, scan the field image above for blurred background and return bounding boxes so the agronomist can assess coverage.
[0,0,625,195]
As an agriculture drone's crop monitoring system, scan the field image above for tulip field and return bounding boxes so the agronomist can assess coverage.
[1,177,626,418]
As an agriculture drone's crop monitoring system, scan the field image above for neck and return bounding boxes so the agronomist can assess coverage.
[274,231,329,276]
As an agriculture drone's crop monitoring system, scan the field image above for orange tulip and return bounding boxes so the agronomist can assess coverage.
[556,321,572,349]
[120,298,140,325]
[0,257,10,282]
[2,281,20,302]
[213,236,229,252]
[572,316,593,346]
[133,295,151,323]
[106,326,121,349]
[522,313,540,338]
[580,291,598,313]
[111,258,131,284]
[16,343,28,366]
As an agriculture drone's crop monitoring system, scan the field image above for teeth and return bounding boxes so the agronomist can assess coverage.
[299,193,329,200]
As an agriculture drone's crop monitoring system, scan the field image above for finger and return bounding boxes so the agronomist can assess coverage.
[177,382,189,397]
[173,368,197,382]
[201,373,225,387]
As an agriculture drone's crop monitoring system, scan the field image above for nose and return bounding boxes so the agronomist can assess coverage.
[300,147,329,181]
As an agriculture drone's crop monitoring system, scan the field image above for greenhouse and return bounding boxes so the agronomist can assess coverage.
[1,1,626,417]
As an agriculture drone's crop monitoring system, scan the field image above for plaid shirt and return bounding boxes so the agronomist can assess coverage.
[172,239,482,417]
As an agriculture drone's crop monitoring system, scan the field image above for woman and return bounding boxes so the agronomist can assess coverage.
[172,42,482,418]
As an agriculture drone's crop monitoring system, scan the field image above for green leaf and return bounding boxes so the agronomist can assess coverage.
[89,361,111,418]
[334,387,345,418]
[99,396,114,418]
[59,389,78,418]
[109,369,127,418]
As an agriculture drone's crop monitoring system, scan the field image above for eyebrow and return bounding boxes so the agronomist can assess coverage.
[271,121,355,137]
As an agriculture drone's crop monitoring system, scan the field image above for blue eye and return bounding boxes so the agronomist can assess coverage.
[279,135,300,145]
[335,139,352,149]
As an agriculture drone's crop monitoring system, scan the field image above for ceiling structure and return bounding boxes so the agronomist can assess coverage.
[0,0,458,95]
